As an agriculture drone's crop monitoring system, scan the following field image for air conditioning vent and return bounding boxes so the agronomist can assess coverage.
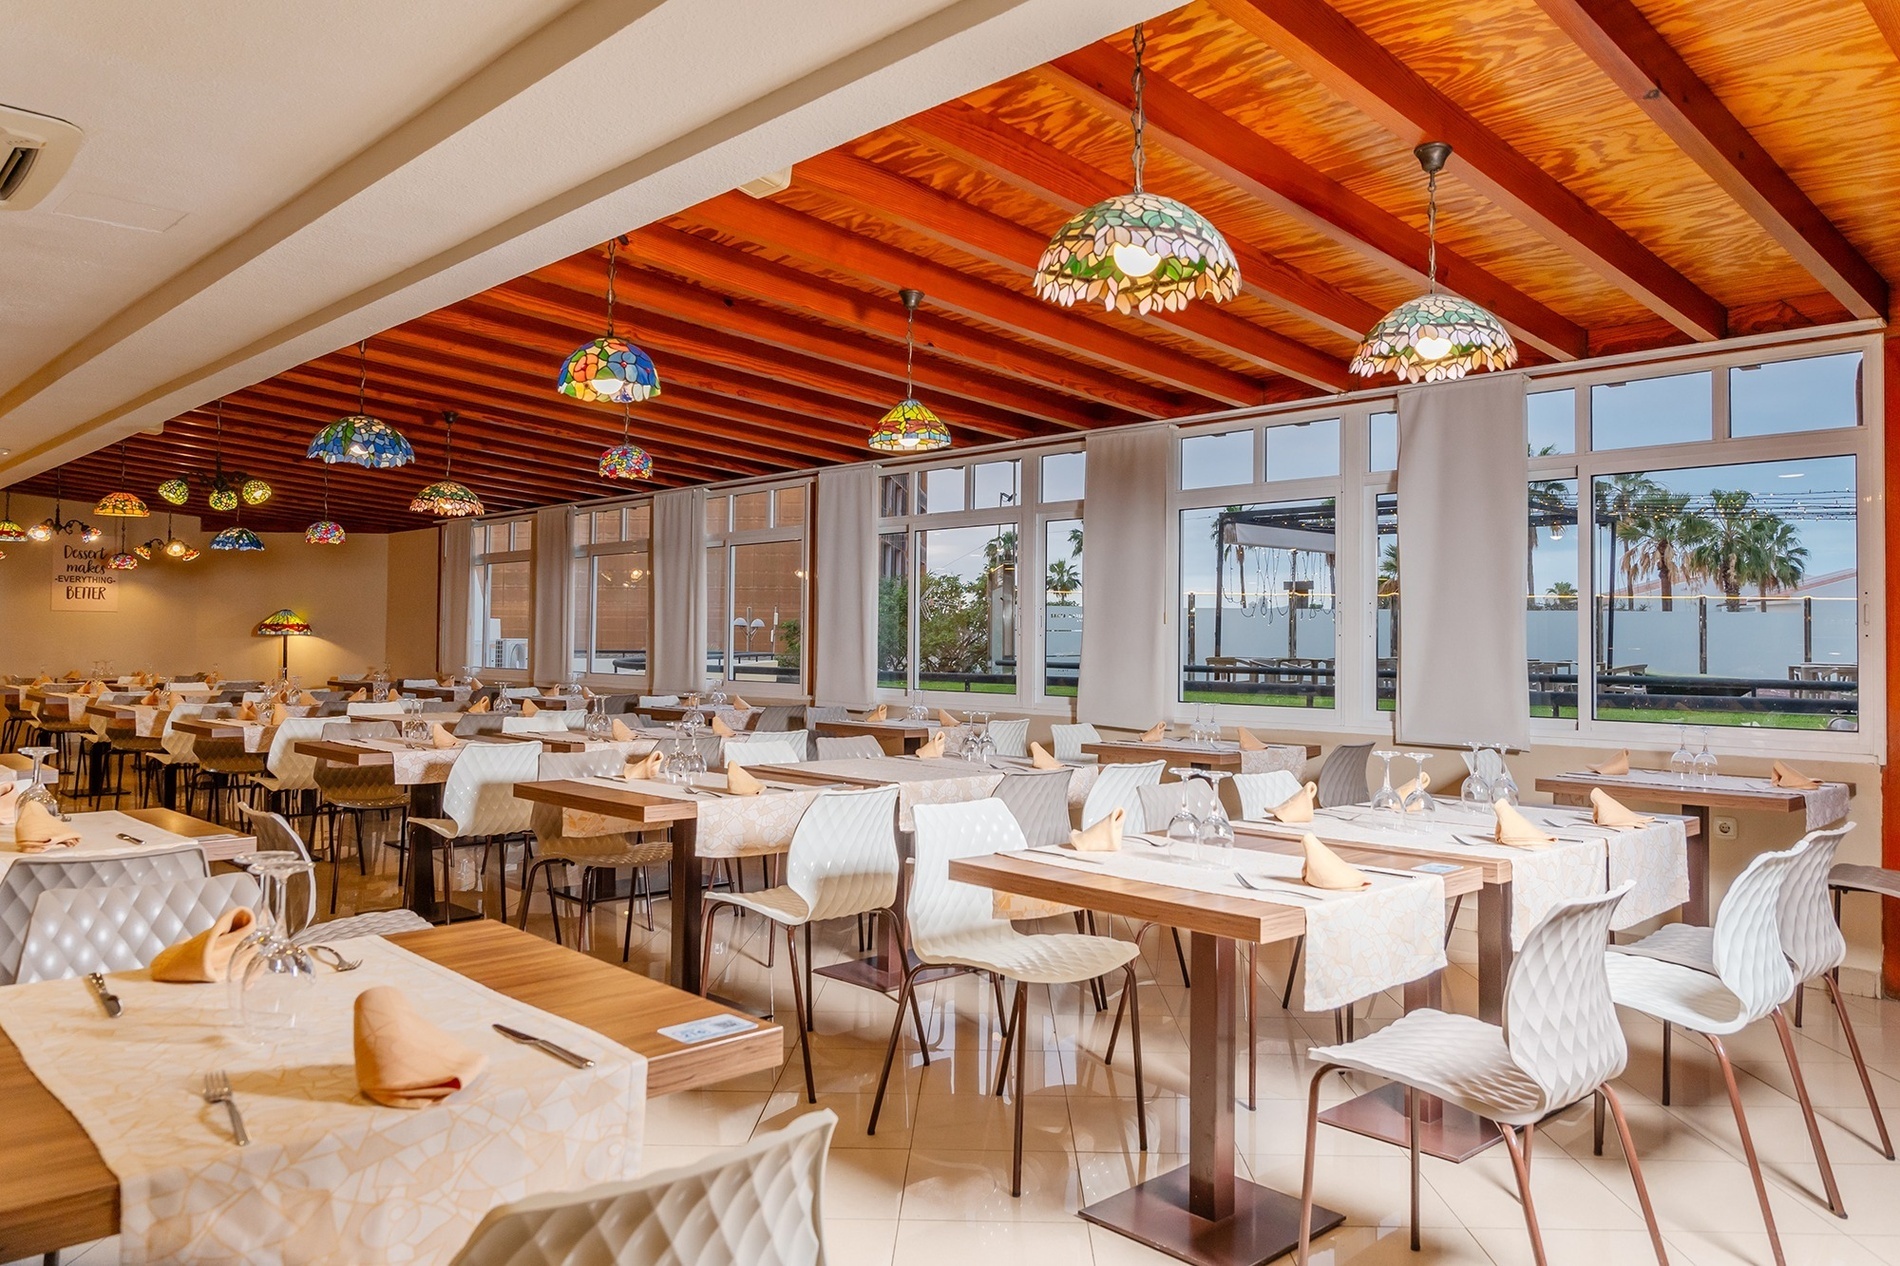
[0,146,39,201]
[0,105,81,210]
[738,167,792,199]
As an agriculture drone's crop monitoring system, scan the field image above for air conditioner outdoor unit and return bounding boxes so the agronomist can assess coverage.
[0,104,82,211]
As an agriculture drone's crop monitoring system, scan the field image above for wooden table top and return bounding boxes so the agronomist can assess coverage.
[123,807,257,863]
[512,777,702,825]
[643,705,758,728]
[294,732,607,771]
[1082,739,1321,766]
[1535,770,1856,810]
[0,920,780,1257]
[813,718,935,739]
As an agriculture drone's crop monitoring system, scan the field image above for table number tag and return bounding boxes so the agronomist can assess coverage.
[658,1014,759,1044]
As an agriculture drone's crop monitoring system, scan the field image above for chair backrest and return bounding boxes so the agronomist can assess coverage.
[753,705,799,733]
[1711,837,1811,1021]
[1080,759,1164,833]
[1234,769,1304,820]
[908,799,1027,957]
[992,769,1073,850]
[1137,779,1220,828]
[236,803,315,863]
[636,695,680,709]
[263,716,330,790]
[503,711,583,733]
[804,705,848,723]
[454,713,508,736]
[346,701,406,718]
[0,843,209,985]
[1050,722,1100,761]
[1777,824,1855,982]
[530,749,632,844]
[323,719,396,740]
[1501,884,1631,1111]
[450,1108,836,1266]
[723,732,807,766]
[16,873,262,984]
[401,679,440,689]
[439,740,543,838]
[986,718,1030,758]
[815,735,882,761]
[1315,742,1374,808]
[501,687,543,700]
[784,785,901,921]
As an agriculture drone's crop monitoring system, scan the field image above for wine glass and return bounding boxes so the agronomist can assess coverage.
[1669,726,1694,784]
[1461,743,1491,807]
[1370,750,1401,813]
[1401,752,1436,817]
[16,747,60,818]
[232,853,317,1035]
[1490,744,1520,807]
[399,697,427,743]
[1197,772,1236,853]
[906,702,928,722]
[1166,806,1201,861]
[584,697,611,740]
[1692,728,1717,782]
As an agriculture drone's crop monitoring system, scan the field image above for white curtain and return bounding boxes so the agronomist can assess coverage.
[1395,372,1530,748]
[438,520,473,675]
[814,464,877,707]
[1077,427,1174,728]
[651,487,707,694]
[531,505,570,683]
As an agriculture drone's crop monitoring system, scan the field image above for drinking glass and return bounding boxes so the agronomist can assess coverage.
[906,703,928,722]
[1401,752,1436,816]
[1370,750,1401,813]
[1197,772,1235,852]
[1489,745,1520,807]
[1669,726,1694,784]
[1692,728,1717,782]
[233,853,317,1035]
[1166,807,1201,861]
[399,697,427,743]
[584,697,610,740]
[709,687,729,709]
[16,747,60,818]
[1461,743,1491,807]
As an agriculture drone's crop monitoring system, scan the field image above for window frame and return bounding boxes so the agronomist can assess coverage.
[704,479,810,697]
[470,515,535,680]
[570,499,654,687]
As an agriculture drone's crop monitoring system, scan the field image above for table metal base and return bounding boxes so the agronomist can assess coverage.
[1080,1166,1344,1266]
[814,950,920,994]
[1319,1082,1501,1163]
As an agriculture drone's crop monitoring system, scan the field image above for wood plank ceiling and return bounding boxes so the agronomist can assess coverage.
[17,0,1895,535]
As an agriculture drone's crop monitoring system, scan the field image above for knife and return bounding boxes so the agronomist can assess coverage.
[86,973,123,1018]
[492,1023,594,1068]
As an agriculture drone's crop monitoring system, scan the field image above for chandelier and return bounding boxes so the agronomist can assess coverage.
[136,514,197,561]
[306,340,415,468]
[157,402,274,510]
[867,289,951,453]
[26,473,101,543]
[410,411,485,517]
[556,238,661,404]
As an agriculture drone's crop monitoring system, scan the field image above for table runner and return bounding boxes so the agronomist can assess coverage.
[1575,768,1849,832]
[561,775,823,859]
[0,935,644,1264]
[0,809,198,879]
[1021,843,1445,1012]
[786,756,1004,829]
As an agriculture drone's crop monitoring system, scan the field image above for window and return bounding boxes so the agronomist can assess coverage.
[571,504,651,679]
[1591,372,1711,450]
[472,518,533,672]
[1180,429,1254,490]
[1527,479,1579,717]
[1368,411,1398,473]
[1266,418,1339,482]
[1528,388,1576,456]
[706,482,807,689]
[1730,352,1861,437]
[1375,494,1398,710]
[1044,518,1082,697]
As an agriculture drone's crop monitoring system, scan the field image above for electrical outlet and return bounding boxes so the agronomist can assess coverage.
[1713,816,1739,840]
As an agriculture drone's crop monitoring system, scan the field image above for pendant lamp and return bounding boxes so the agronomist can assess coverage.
[306,467,346,544]
[598,401,655,481]
[556,238,661,404]
[867,290,951,453]
[94,443,150,518]
[410,411,485,517]
[307,341,415,467]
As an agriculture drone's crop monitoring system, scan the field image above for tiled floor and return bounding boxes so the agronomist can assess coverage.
[16,837,1900,1265]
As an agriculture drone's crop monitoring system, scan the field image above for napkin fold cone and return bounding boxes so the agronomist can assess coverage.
[1590,787,1653,828]
[466,695,490,713]
[1395,772,1431,810]
[915,730,946,759]
[1589,750,1630,777]
[1494,800,1556,847]
[729,696,751,710]
[865,704,888,722]
[1069,807,1124,852]
[236,702,258,721]
[1138,722,1166,742]
[150,907,256,983]
[431,724,460,749]
[520,699,539,716]
[0,780,21,827]
[625,751,663,781]
[354,986,488,1109]
[1301,834,1370,890]
[937,709,960,726]
[725,762,763,795]
[298,691,319,707]
[347,688,367,703]
[269,702,291,726]
[140,691,160,706]
[710,716,735,738]
[610,718,638,742]
[1236,727,1267,751]
[1029,742,1062,770]
[1273,782,1319,823]
[1772,760,1821,790]
[13,801,80,851]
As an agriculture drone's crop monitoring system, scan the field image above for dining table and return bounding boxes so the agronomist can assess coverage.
[0,806,256,882]
[642,704,758,729]
[0,920,780,1261]
[1082,737,1319,775]
[812,717,938,755]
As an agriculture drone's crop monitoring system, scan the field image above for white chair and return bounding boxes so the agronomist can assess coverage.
[503,711,583,733]
[501,687,543,700]
[451,1109,836,1266]
[15,873,261,984]
[699,785,905,1102]
[722,731,807,766]
[1234,769,1304,820]
[408,741,544,924]
[868,799,1147,1197]
[0,843,210,985]
[1079,759,1164,832]
[1049,722,1100,762]
[636,694,680,709]
[803,705,848,723]
[250,715,329,828]
[1605,838,1830,1261]
[345,701,406,718]
[1298,886,1663,1266]
[986,718,1029,758]
[1136,778,1219,828]
[294,908,432,944]
[815,735,882,761]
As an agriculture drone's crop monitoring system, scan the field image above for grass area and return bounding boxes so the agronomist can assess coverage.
[1183,689,1335,709]
[921,681,1016,695]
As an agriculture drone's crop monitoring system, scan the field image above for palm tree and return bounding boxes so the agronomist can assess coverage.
[1046,558,1079,602]
[1686,489,1761,612]
[1377,542,1400,601]
[1594,473,1661,612]
[1622,491,1709,613]
[1066,524,1083,557]
[1745,514,1808,612]
[1527,446,1568,605]
[1545,581,1577,610]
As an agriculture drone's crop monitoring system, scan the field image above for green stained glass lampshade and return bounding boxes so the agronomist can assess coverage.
[598,442,654,481]
[867,398,951,453]
[241,479,273,507]
[94,490,150,518]
[106,551,139,570]
[305,518,346,545]
[0,518,25,542]
[157,478,190,506]
[253,608,312,636]
[210,526,264,552]
[1034,191,1241,316]
[306,414,415,468]
[410,480,485,517]
[1350,292,1519,384]
[555,337,660,405]
[207,485,239,513]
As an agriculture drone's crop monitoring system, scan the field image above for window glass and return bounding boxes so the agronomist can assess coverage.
[1528,478,1579,716]
[877,531,909,690]
[478,560,531,670]
[878,473,910,518]
[1265,418,1339,481]
[705,496,727,537]
[1180,430,1254,491]
[731,491,769,531]
[1591,456,1856,730]
[774,485,806,527]
[1179,499,1337,708]
[512,520,532,552]
[917,524,1017,694]
[1591,372,1712,450]
[626,503,651,544]
[973,460,1022,510]
[728,541,802,684]
[1044,518,1083,697]
[1368,412,1398,473]
[571,515,591,548]
[1376,495,1398,710]
[1528,388,1576,456]
[588,552,649,677]
[920,466,965,514]
[592,509,621,545]
[705,545,726,685]
[1730,353,1861,438]
[1040,451,1086,503]
[485,524,511,553]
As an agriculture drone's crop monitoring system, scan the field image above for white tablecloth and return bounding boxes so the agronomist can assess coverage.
[1110,739,1308,777]
[786,756,1004,830]
[562,775,821,859]
[1581,768,1850,832]
[0,935,644,1265]
[0,809,198,880]
[1023,842,1446,1012]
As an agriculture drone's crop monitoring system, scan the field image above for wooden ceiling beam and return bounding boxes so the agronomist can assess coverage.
[1535,0,1887,320]
[794,150,1351,392]
[1042,47,1589,361]
[1869,0,1900,59]
[683,192,1265,406]
[1208,0,1728,340]
[897,100,1385,343]
[619,225,1189,417]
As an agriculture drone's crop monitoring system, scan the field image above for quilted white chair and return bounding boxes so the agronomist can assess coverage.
[1298,886,1666,1266]
[1079,759,1164,832]
[408,740,544,924]
[1234,769,1305,820]
[636,695,680,709]
[345,701,407,718]
[1605,838,1824,1262]
[15,873,261,984]
[803,705,848,723]
[1049,722,1100,762]
[0,843,209,985]
[723,731,808,766]
[868,799,1146,1197]
[451,1108,836,1266]
[985,718,1029,759]
[293,908,432,944]
[250,715,329,828]
[814,735,882,761]
[1314,741,1374,808]
[699,785,904,1103]
[503,711,585,733]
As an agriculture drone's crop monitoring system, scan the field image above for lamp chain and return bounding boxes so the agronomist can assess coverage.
[1425,167,1439,294]
[443,414,454,479]
[1130,25,1146,195]
[605,240,619,338]
[356,341,369,412]
[904,304,916,396]
[622,401,632,444]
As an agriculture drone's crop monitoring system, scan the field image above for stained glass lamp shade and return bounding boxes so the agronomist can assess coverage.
[134,542,154,560]
[106,550,138,570]
[241,479,273,506]
[207,485,238,513]
[1035,191,1240,315]
[178,548,202,562]
[157,478,190,506]
[410,480,484,517]
[94,490,149,518]
[868,398,952,453]
[254,608,313,672]
[26,521,53,542]
[307,414,414,468]
[557,337,661,404]
[210,526,264,552]
[0,501,24,542]
[598,401,655,481]
[305,518,346,545]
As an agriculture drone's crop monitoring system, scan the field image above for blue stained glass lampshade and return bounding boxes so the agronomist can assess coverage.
[305,519,347,545]
[409,480,485,517]
[306,414,415,468]
[598,442,654,481]
[867,398,951,453]
[210,526,265,552]
[555,337,661,404]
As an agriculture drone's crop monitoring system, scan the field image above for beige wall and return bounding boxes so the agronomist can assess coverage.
[384,527,440,679]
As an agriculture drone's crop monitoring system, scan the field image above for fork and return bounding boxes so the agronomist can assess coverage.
[202,1070,249,1146]
[1233,872,1324,900]
[305,944,360,972]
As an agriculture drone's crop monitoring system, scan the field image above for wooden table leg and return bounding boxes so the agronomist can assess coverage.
[671,816,702,994]
[1683,805,1713,925]
[1477,880,1514,1026]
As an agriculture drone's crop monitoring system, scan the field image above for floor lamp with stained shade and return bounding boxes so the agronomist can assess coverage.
[253,608,313,674]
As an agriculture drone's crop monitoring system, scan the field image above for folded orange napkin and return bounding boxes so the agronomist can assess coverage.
[937,709,961,726]
[354,986,488,1109]
[1494,800,1555,847]
[140,690,160,705]
[431,723,460,749]
[1589,750,1630,776]
[347,688,368,702]
[298,690,319,707]
[236,702,258,721]
[1138,722,1167,742]
[467,695,490,713]
[13,801,80,852]
[269,702,291,726]
[468,677,484,691]
[610,717,638,742]
[1395,772,1431,811]
[726,761,763,796]
[1301,834,1369,890]
[520,699,540,716]
[1069,807,1124,852]
[165,691,187,710]
[865,704,888,722]
[436,676,453,688]
[0,780,21,828]
[625,751,663,781]
[683,695,701,708]
[710,715,735,738]
[729,695,751,711]
[204,674,221,691]
[84,680,107,697]
[1590,787,1653,828]
[915,730,946,759]
[149,907,256,983]
[1272,781,1318,823]
[30,675,50,687]
[1029,742,1062,770]
[62,670,79,681]
[540,686,561,697]
[1236,727,1267,752]
[1772,760,1821,790]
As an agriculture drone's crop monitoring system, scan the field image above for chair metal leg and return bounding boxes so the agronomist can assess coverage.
[1281,935,1304,1010]
[1710,1034,1787,1266]
[868,965,921,1135]
[1010,979,1028,1197]
[908,977,932,1067]
[1770,1005,1845,1216]
[1822,973,1894,1158]
[1170,927,1191,987]
[1297,1065,1344,1266]
[1603,1084,1670,1264]
[697,900,720,994]
[1104,971,1131,1067]
[1497,1121,1548,1266]
[1407,1085,1421,1251]
[995,991,1018,1099]
[1594,1089,1606,1155]
[1661,1020,1672,1105]
[785,924,816,1104]
[802,922,816,1033]
[1123,962,1148,1153]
